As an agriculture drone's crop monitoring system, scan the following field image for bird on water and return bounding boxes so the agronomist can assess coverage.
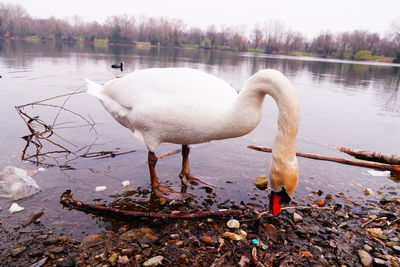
[86,67,300,216]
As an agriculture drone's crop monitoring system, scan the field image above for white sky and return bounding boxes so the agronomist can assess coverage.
[3,0,400,38]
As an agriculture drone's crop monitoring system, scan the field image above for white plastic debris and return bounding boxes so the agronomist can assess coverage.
[0,166,41,200]
[38,167,46,172]
[95,186,107,192]
[121,180,130,187]
[366,170,390,177]
[9,203,24,213]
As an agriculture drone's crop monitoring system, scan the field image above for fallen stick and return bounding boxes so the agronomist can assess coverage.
[60,190,243,219]
[247,145,400,172]
[335,146,400,165]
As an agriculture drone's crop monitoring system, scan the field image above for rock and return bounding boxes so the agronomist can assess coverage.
[325,193,333,200]
[222,229,247,241]
[373,258,387,265]
[200,236,214,244]
[253,175,268,189]
[143,255,164,266]
[48,245,64,254]
[55,258,75,267]
[29,257,48,267]
[364,188,374,195]
[108,253,118,264]
[357,249,373,267]
[12,246,27,257]
[118,255,129,264]
[363,244,373,252]
[366,228,387,240]
[44,236,59,245]
[81,233,103,247]
[226,219,240,229]
[120,227,159,242]
[293,212,303,222]
[392,245,400,252]
[315,199,326,207]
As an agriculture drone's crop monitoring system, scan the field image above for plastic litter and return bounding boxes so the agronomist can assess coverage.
[95,186,107,192]
[0,166,41,200]
[9,203,24,213]
[121,180,130,187]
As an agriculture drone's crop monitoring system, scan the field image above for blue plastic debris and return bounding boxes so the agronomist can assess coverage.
[251,239,260,245]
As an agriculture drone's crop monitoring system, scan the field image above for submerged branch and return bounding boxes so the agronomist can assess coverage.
[247,145,400,172]
[60,190,243,219]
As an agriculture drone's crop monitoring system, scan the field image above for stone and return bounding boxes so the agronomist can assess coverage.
[81,233,103,247]
[143,255,164,266]
[48,245,64,254]
[293,212,303,222]
[364,188,374,195]
[357,249,373,267]
[29,257,48,267]
[363,244,373,252]
[108,253,118,264]
[226,219,240,229]
[11,246,27,257]
[253,175,268,189]
[200,236,214,244]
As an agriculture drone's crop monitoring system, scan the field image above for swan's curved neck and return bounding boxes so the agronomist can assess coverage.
[235,69,300,194]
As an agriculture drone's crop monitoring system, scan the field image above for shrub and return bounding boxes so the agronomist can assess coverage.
[354,50,372,61]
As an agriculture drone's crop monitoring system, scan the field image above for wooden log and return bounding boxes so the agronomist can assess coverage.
[60,190,243,219]
[247,145,400,172]
[335,146,400,165]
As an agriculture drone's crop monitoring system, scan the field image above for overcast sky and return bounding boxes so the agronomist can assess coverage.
[3,0,400,37]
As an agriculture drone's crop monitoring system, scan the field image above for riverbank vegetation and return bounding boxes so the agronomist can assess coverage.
[1,3,400,63]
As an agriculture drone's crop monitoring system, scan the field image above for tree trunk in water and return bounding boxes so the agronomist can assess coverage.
[247,145,400,172]
[335,146,400,165]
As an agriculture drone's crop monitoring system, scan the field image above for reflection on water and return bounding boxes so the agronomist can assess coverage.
[0,39,399,238]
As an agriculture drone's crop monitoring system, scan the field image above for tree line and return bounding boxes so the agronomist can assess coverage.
[1,3,400,61]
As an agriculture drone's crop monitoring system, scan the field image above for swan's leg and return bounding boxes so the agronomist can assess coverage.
[148,151,193,200]
[179,145,215,188]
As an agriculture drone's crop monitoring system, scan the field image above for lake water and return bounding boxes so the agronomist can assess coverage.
[0,40,399,237]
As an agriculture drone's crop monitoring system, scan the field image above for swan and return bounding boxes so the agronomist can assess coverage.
[85,68,300,216]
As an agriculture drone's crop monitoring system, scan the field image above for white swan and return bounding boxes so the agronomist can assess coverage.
[86,68,300,216]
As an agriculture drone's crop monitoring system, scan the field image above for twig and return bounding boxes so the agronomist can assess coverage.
[60,190,243,219]
[257,206,333,218]
[247,145,400,172]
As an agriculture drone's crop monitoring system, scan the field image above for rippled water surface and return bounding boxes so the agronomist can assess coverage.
[1,40,399,237]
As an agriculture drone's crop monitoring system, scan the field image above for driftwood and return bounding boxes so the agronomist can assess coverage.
[60,190,243,219]
[247,145,400,172]
[335,146,400,165]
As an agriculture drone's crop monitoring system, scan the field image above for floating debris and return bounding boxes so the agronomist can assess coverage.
[9,203,24,213]
[121,180,130,187]
[95,186,107,192]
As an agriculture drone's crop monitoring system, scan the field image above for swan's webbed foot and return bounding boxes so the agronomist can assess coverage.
[153,184,193,201]
[180,173,216,188]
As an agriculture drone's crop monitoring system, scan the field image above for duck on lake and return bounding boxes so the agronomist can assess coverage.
[111,62,124,71]
[85,68,300,216]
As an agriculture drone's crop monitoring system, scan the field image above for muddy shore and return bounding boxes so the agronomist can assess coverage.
[1,187,399,267]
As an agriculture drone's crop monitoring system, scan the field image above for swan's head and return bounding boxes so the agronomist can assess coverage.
[269,157,299,216]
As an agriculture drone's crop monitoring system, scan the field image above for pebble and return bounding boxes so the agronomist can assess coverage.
[392,245,400,252]
[293,212,303,222]
[364,188,374,195]
[48,245,64,254]
[81,234,103,247]
[357,249,373,267]
[29,257,48,267]
[143,255,164,266]
[11,246,27,257]
[108,253,118,264]
[373,258,387,265]
[363,244,373,252]
[200,236,214,244]
[253,175,268,189]
[44,236,59,245]
[226,219,240,229]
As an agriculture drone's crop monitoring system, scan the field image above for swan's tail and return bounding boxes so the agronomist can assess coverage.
[85,79,104,100]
